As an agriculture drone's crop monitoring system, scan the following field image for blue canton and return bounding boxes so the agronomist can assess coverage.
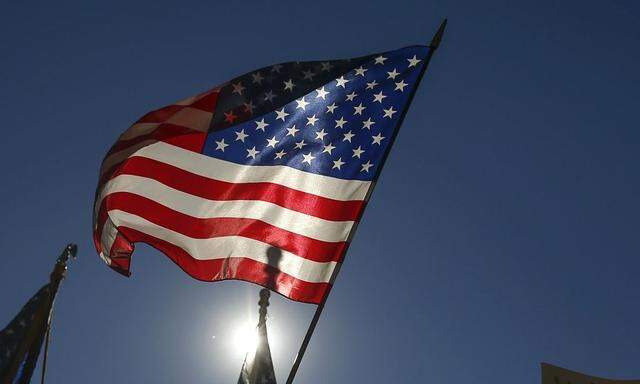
[202,46,430,181]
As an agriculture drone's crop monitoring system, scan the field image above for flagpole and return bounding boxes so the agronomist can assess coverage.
[40,244,77,384]
[284,19,447,384]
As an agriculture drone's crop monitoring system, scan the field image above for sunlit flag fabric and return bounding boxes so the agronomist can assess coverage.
[94,45,431,304]
[0,285,52,383]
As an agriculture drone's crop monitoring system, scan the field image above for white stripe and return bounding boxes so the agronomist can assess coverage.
[166,107,212,132]
[97,174,353,243]
[174,88,220,105]
[117,107,213,142]
[103,210,337,283]
[99,216,118,264]
[133,141,371,201]
[100,139,156,176]
[174,95,199,106]
[119,122,160,141]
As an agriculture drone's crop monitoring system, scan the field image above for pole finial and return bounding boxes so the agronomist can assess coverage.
[51,243,77,283]
[258,288,270,327]
[429,18,448,50]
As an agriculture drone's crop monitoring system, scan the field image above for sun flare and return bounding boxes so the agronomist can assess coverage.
[233,324,259,356]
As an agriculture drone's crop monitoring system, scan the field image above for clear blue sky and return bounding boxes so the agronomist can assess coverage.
[1,1,639,383]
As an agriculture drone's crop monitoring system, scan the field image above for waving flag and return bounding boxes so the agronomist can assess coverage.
[0,245,74,383]
[0,285,51,383]
[94,45,433,304]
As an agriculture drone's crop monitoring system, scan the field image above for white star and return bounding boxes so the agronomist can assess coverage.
[352,146,364,158]
[266,136,279,148]
[231,82,245,95]
[362,117,375,130]
[246,146,259,159]
[235,129,249,142]
[251,72,264,84]
[336,76,349,88]
[354,66,367,76]
[306,114,319,126]
[294,140,307,149]
[286,125,299,137]
[274,150,286,160]
[315,129,328,141]
[407,55,421,67]
[271,63,283,73]
[302,152,315,165]
[302,69,315,80]
[322,143,336,154]
[383,106,397,118]
[387,68,400,79]
[361,160,373,173]
[335,117,347,128]
[320,62,333,71]
[275,108,289,121]
[374,55,388,65]
[346,92,357,101]
[224,111,237,124]
[263,90,276,102]
[326,103,338,114]
[215,139,228,151]
[343,131,355,142]
[373,91,387,103]
[283,79,295,91]
[395,80,408,92]
[243,101,255,114]
[316,86,330,100]
[296,97,310,110]
[366,80,378,90]
[255,118,269,131]
[353,103,366,115]
[372,132,385,145]
[332,157,346,170]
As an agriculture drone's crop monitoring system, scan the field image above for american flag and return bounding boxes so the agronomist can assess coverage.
[94,45,432,304]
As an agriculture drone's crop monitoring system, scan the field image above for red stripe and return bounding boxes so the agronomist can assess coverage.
[96,192,347,263]
[109,226,330,304]
[108,230,134,275]
[107,123,202,158]
[136,105,186,124]
[108,156,364,222]
[189,91,218,112]
[98,130,207,189]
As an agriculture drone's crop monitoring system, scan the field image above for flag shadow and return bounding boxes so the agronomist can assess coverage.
[265,246,282,290]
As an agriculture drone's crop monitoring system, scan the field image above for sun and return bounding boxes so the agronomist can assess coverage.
[233,323,259,356]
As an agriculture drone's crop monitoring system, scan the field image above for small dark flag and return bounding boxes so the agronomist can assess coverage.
[238,289,277,384]
[541,363,640,384]
[0,284,53,384]
[0,244,75,384]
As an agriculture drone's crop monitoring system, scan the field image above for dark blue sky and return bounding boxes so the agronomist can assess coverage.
[1,1,639,383]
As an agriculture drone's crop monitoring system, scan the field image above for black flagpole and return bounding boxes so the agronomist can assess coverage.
[40,244,77,384]
[284,19,448,384]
